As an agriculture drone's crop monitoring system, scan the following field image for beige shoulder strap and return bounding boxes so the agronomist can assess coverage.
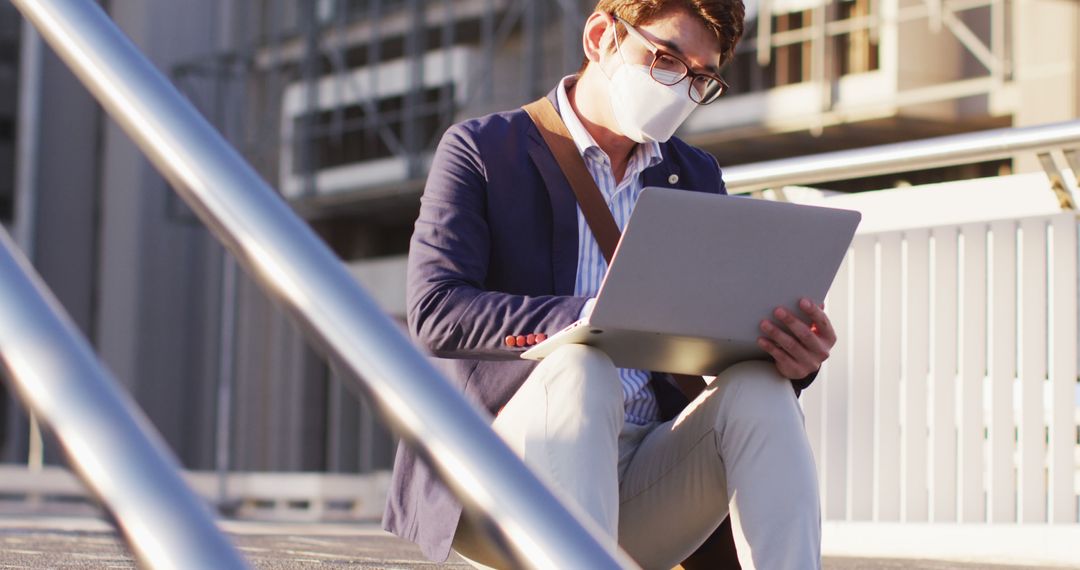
[522,97,620,264]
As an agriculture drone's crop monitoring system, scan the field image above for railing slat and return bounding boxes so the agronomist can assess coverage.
[1049,215,1078,523]
[1019,219,1048,523]
[822,214,1075,529]
[989,220,1018,523]
[849,236,877,521]
[876,233,902,521]
[958,223,988,523]
[903,230,931,522]
[823,254,852,521]
[931,227,959,522]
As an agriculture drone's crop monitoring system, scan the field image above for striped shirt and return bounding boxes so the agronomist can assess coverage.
[557,76,661,426]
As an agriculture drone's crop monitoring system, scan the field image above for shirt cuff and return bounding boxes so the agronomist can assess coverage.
[578,298,597,321]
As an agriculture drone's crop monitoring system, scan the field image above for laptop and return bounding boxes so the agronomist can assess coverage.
[520,187,861,376]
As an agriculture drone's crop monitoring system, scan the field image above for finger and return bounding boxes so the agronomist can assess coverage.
[760,318,815,365]
[799,298,837,346]
[761,319,825,375]
[757,337,809,378]
[757,337,796,370]
[774,307,830,361]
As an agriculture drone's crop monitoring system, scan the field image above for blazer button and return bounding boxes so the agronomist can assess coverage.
[504,336,516,347]
[668,174,679,185]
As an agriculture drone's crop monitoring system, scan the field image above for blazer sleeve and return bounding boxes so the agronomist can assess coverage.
[406,122,587,360]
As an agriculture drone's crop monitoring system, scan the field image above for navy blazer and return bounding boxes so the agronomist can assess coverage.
[383,88,807,562]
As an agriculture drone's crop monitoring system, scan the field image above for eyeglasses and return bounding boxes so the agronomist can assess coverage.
[612,15,729,105]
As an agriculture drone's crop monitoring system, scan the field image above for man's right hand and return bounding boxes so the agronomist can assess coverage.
[756,298,836,379]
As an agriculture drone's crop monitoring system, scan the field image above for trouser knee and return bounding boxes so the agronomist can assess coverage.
[535,344,623,417]
[714,360,801,427]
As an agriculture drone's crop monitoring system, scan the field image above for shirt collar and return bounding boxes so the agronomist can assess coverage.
[556,75,663,170]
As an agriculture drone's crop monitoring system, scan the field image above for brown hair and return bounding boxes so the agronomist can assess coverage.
[582,0,745,70]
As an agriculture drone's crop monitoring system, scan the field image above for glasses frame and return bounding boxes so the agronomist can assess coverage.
[612,14,729,105]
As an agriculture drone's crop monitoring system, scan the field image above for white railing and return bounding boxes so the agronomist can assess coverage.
[0,465,391,522]
[803,209,1079,527]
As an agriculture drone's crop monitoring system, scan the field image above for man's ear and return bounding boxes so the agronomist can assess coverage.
[582,12,614,66]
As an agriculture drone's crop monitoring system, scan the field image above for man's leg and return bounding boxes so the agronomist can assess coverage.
[452,344,625,566]
[618,361,820,570]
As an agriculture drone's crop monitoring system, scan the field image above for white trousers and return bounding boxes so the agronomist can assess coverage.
[452,345,821,570]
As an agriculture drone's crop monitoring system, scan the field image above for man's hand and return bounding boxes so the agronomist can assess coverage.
[757,298,836,379]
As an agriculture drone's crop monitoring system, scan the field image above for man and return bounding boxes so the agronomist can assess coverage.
[383,1,834,568]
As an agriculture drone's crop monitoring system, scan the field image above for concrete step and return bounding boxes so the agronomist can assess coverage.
[0,515,1067,569]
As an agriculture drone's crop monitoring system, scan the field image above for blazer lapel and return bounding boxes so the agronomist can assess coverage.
[526,110,579,296]
[642,141,684,191]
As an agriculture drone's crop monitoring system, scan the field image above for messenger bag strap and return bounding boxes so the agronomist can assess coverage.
[522,96,707,402]
[522,97,620,265]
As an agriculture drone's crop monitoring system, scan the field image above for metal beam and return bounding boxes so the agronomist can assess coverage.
[13,22,41,258]
[926,0,943,32]
[522,0,541,101]
[555,0,585,73]
[8,0,637,567]
[941,9,1000,75]
[1063,149,1080,190]
[252,0,509,69]
[297,0,320,197]
[404,0,424,177]
[990,0,1009,81]
[1038,152,1078,211]
[723,119,1080,194]
[0,227,248,568]
[6,19,43,466]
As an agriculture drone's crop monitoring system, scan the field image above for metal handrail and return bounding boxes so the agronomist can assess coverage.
[723,119,1080,194]
[9,0,636,568]
[0,228,249,568]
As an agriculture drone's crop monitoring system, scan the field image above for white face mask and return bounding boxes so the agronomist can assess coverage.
[603,31,698,143]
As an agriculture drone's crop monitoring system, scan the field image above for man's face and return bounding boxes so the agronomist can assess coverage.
[598,9,725,87]
[579,8,728,143]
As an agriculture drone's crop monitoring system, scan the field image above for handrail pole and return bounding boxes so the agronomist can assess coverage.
[9,0,636,567]
[723,119,1080,193]
[0,228,249,569]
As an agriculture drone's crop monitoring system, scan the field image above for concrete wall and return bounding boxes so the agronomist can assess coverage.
[87,0,341,471]
[1,5,101,463]
[1012,0,1080,171]
[94,0,222,468]
[1013,0,1079,127]
[0,0,237,468]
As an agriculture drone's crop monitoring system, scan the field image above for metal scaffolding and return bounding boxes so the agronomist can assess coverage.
[169,0,1015,205]
[171,0,589,205]
[732,0,1010,96]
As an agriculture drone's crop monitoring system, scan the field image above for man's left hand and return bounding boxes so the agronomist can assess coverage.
[757,298,836,379]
